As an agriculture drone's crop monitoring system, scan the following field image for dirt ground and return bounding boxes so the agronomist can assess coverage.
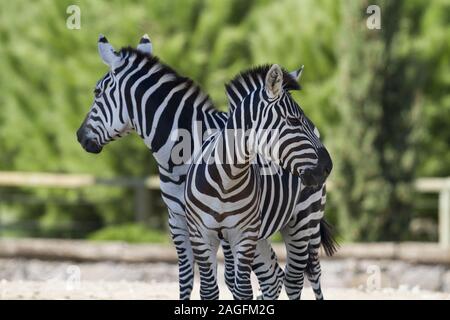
[2,280,450,300]
[0,259,449,300]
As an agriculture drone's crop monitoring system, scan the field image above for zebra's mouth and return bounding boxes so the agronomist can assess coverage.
[300,166,329,187]
[77,126,103,154]
[299,147,332,187]
[300,168,321,187]
[82,139,103,154]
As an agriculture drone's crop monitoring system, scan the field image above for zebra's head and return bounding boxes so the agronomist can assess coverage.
[242,64,332,187]
[76,34,153,154]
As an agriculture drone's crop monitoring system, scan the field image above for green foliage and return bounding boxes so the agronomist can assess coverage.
[0,0,448,241]
[88,223,170,243]
[330,0,449,241]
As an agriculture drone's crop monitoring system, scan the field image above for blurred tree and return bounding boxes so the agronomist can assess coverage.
[0,0,448,240]
[330,0,448,241]
[415,0,450,177]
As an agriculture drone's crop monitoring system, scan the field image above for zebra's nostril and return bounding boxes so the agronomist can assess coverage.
[300,169,318,187]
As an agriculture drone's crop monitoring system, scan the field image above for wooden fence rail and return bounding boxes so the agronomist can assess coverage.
[0,171,449,248]
[415,178,450,248]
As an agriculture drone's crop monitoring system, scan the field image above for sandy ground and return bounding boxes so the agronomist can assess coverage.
[0,260,449,300]
[2,280,450,300]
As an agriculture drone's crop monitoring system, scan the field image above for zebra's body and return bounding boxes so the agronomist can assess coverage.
[221,66,337,300]
[77,36,336,300]
[185,64,334,300]
[78,36,292,299]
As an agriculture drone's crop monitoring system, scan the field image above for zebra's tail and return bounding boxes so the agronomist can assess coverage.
[304,218,338,282]
[320,218,338,257]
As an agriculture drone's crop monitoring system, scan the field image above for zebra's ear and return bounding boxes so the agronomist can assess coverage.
[265,64,283,98]
[137,34,153,55]
[289,65,304,82]
[98,34,121,68]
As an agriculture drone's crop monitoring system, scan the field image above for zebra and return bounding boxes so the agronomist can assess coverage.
[76,34,290,299]
[76,35,336,300]
[222,65,337,300]
[184,64,334,300]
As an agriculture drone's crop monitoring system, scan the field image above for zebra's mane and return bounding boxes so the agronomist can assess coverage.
[224,64,301,113]
[119,47,178,77]
[118,47,217,110]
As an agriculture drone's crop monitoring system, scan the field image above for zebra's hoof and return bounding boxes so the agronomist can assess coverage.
[256,291,264,300]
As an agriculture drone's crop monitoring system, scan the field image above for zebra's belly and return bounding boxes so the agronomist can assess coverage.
[158,168,188,216]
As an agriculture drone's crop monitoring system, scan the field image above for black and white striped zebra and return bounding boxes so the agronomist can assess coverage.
[221,65,337,300]
[77,35,292,299]
[185,64,334,300]
[77,35,225,299]
[77,35,336,300]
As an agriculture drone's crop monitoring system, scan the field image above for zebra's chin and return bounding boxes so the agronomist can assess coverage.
[81,139,103,154]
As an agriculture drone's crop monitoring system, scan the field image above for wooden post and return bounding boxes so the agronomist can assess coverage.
[439,187,450,248]
[134,185,149,223]
[0,190,2,237]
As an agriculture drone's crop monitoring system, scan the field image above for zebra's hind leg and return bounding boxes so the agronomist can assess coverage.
[305,244,324,300]
[169,211,195,300]
[252,239,284,300]
[221,240,236,294]
[231,237,258,300]
[174,237,195,300]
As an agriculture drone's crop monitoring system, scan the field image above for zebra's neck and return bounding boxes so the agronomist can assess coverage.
[116,48,226,172]
[207,110,257,192]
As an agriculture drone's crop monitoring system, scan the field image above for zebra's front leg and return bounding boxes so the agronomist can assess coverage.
[231,237,258,300]
[168,211,195,300]
[281,225,308,300]
[252,239,284,300]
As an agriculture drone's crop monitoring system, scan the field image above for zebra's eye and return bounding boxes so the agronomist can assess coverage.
[94,88,102,98]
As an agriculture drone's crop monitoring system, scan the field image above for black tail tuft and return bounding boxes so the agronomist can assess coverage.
[320,219,339,257]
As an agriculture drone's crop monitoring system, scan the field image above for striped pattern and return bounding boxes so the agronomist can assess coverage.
[78,42,336,300]
[185,64,334,300]
[77,45,296,300]
[222,66,336,299]
[78,47,227,299]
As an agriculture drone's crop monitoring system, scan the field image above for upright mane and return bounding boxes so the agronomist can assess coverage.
[224,64,301,113]
[117,47,218,111]
[118,47,179,77]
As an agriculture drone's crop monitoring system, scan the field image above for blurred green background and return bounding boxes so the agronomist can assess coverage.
[0,0,448,242]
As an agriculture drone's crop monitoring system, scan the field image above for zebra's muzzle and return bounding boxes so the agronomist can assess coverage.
[82,139,103,154]
[77,128,103,154]
[300,167,328,187]
[300,147,332,187]
[300,168,322,187]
